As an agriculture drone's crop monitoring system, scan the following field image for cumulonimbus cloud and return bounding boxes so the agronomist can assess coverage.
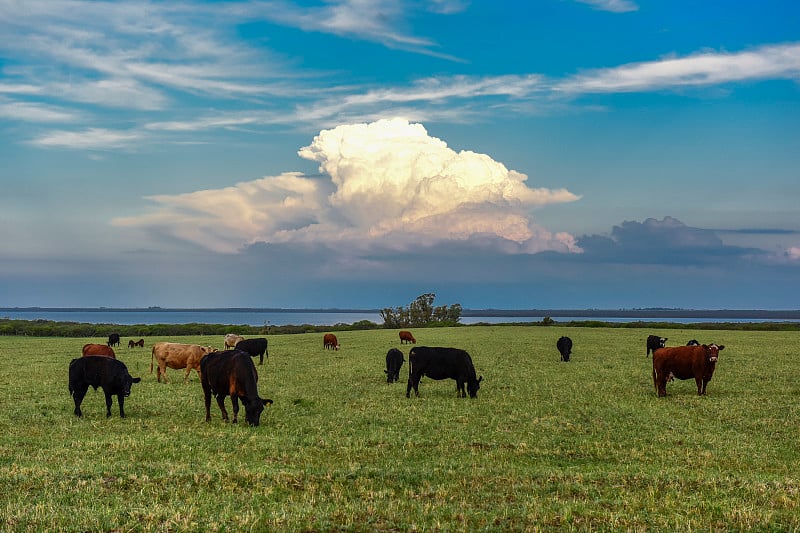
[113,118,581,254]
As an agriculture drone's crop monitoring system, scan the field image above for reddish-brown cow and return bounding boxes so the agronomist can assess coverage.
[323,333,339,350]
[82,343,116,358]
[150,342,218,383]
[652,343,725,397]
[399,330,416,344]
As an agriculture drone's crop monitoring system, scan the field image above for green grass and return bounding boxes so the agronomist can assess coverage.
[1,326,799,531]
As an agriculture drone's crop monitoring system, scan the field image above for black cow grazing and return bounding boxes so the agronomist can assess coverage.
[201,350,272,426]
[235,337,269,365]
[646,335,667,357]
[556,336,573,362]
[384,348,404,383]
[69,356,141,418]
[406,346,483,399]
[107,333,121,347]
[687,339,700,346]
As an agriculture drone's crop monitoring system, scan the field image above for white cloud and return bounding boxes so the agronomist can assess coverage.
[558,42,800,93]
[29,128,142,150]
[575,0,638,13]
[0,100,78,122]
[114,119,581,254]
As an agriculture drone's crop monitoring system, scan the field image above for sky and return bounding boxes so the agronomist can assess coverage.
[1,0,799,310]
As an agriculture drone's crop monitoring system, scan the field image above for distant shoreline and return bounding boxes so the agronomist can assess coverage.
[2,307,800,320]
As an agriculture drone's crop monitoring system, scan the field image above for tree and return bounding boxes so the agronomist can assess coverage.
[381,293,462,328]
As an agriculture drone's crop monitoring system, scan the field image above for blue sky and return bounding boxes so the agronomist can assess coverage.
[1,0,799,310]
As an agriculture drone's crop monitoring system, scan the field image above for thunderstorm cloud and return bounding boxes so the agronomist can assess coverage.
[114,119,581,254]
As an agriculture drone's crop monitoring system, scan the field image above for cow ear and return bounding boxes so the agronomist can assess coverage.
[478,376,483,383]
[718,345,725,350]
[132,377,141,383]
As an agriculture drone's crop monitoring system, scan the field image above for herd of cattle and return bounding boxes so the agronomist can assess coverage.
[67,329,725,426]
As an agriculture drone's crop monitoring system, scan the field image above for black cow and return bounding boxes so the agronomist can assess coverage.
[107,333,121,347]
[406,346,483,399]
[201,350,272,426]
[235,337,269,365]
[646,335,667,357]
[384,348,404,383]
[687,339,700,346]
[556,336,573,362]
[68,356,141,418]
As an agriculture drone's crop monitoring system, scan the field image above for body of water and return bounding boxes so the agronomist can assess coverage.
[1,308,798,326]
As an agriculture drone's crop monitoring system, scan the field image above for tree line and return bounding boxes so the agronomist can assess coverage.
[379,293,462,328]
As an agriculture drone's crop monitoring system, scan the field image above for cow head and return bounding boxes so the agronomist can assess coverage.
[467,376,483,398]
[119,373,142,397]
[244,397,273,427]
[704,343,725,362]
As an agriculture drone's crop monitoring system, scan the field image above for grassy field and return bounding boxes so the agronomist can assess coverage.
[0,326,798,531]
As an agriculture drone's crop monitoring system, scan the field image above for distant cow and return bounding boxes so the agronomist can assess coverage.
[384,348,404,383]
[69,356,141,418]
[201,349,272,426]
[128,340,135,348]
[323,333,339,350]
[646,335,667,357]
[235,337,269,365]
[652,343,725,397]
[406,346,483,399]
[687,339,700,346]
[127,339,145,349]
[556,336,573,362]
[399,331,416,344]
[82,343,116,358]
[107,333,120,347]
[224,333,245,350]
[150,342,217,383]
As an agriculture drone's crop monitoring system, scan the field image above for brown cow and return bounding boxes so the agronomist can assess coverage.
[150,342,218,384]
[82,343,116,358]
[399,330,416,344]
[224,333,245,350]
[201,349,272,426]
[652,343,725,397]
[323,333,339,350]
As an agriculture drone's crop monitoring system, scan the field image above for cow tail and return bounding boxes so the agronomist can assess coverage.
[652,366,658,392]
[150,346,155,374]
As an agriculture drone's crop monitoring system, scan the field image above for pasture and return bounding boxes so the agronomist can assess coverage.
[0,326,798,531]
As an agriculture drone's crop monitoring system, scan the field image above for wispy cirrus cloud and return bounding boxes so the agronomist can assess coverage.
[575,0,638,13]
[29,128,142,150]
[557,42,800,93]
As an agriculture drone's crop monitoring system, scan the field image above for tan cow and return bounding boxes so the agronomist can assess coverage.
[82,343,116,358]
[150,342,217,384]
[224,333,245,350]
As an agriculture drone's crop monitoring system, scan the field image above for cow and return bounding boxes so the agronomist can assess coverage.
[150,342,217,384]
[201,349,272,426]
[652,343,725,397]
[399,330,416,344]
[406,346,483,399]
[687,339,700,346]
[107,333,120,347]
[235,337,268,365]
[384,348,404,383]
[323,333,339,350]
[82,343,116,358]
[556,336,572,362]
[69,356,141,418]
[224,333,245,350]
[646,335,667,357]
[128,340,136,348]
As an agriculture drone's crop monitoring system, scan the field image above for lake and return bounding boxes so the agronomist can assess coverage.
[1,308,798,326]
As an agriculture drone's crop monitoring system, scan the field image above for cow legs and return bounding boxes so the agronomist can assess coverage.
[456,380,466,398]
[203,388,213,422]
[406,373,420,398]
[72,385,88,417]
[158,363,169,384]
[215,394,230,422]
[104,391,114,417]
[117,394,126,418]
[231,395,240,424]
[695,377,704,396]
